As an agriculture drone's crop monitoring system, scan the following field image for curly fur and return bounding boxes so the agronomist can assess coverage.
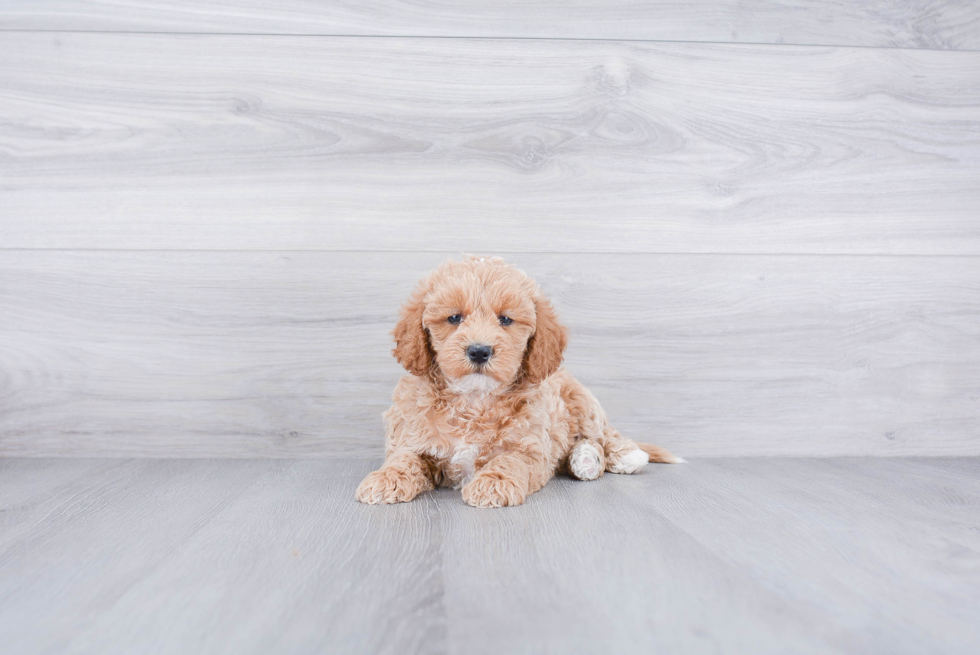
[356,256,681,509]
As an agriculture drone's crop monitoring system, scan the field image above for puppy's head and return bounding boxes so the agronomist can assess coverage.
[392,256,568,391]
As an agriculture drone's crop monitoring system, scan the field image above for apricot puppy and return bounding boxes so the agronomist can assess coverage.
[356,256,681,508]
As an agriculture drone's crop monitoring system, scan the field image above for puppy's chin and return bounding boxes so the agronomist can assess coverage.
[446,372,503,396]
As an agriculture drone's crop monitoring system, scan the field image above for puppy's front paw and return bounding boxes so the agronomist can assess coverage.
[356,467,424,505]
[461,472,526,508]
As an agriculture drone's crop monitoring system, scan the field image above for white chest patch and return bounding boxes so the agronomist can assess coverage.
[447,373,502,396]
[450,443,480,488]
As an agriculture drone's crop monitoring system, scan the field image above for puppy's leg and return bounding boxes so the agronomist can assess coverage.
[557,374,656,475]
[603,429,684,473]
[603,433,652,474]
[568,439,605,481]
[356,450,435,505]
[462,453,545,508]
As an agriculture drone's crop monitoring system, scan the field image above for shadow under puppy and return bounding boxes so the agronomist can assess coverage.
[357,256,682,508]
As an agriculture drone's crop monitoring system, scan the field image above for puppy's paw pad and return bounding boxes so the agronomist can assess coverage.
[462,474,526,508]
[607,448,649,475]
[570,443,603,481]
[356,468,419,504]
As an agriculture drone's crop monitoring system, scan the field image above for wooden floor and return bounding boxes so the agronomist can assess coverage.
[2,457,978,654]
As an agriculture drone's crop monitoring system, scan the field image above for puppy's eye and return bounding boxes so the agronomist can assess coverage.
[447,314,463,325]
[498,315,513,326]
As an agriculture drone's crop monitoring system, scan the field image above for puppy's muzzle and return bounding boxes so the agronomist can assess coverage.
[466,343,493,365]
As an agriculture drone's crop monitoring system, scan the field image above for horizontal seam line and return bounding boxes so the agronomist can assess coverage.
[0,29,977,53]
[1,249,979,258]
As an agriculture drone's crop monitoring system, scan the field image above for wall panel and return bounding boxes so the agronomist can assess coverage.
[2,34,979,253]
[2,1,979,50]
[2,251,977,457]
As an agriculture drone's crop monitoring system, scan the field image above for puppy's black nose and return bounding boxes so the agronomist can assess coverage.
[466,344,493,365]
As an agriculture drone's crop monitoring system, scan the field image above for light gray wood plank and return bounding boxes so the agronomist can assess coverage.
[643,458,980,653]
[2,1,979,50]
[439,466,832,654]
[0,458,127,537]
[3,34,979,254]
[441,457,980,654]
[718,457,980,538]
[1,458,978,653]
[906,455,980,479]
[0,459,444,655]
[2,251,978,457]
[0,459,280,654]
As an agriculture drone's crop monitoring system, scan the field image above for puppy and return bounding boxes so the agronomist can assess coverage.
[356,256,681,508]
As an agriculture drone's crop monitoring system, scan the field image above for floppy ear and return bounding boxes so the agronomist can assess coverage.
[521,292,569,384]
[391,282,435,377]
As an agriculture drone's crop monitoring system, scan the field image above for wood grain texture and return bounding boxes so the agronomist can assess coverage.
[2,251,978,458]
[0,459,445,654]
[3,33,980,254]
[2,1,979,50]
[1,457,978,654]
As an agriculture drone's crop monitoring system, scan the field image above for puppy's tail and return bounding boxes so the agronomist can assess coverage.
[636,442,686,464]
